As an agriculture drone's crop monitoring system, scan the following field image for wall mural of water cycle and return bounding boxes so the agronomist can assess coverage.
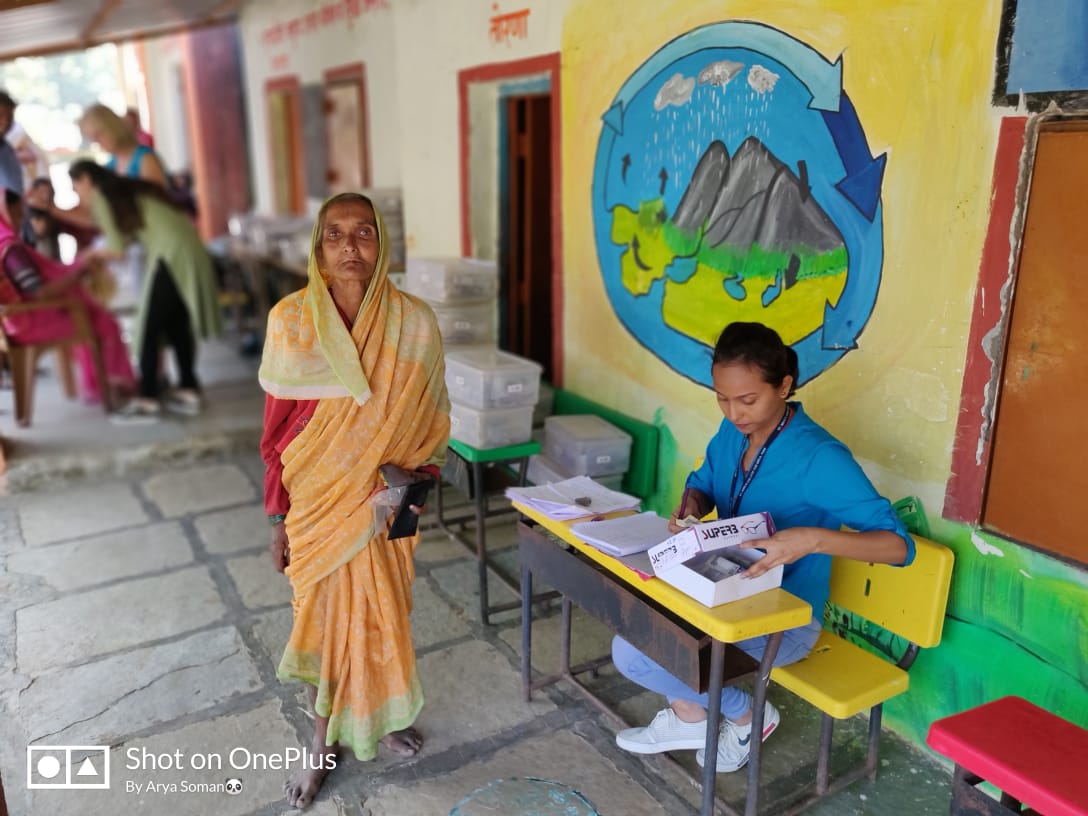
[592,21,887,386]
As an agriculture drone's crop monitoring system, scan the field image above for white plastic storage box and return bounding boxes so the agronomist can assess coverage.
[449,403,534,449]
[655,549,783,607]
[428,301,496,346]
[544,414,632,477]
[527,453,622,490]
[407,257,499,303]
[445,348,542,410]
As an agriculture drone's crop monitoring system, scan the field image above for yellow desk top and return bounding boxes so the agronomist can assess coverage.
[512,500,812,644]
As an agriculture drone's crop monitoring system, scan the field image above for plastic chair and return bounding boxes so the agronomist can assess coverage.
[0,297,113,426]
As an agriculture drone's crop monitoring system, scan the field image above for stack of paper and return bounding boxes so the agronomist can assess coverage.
[570,511,672,557]
[505,476,639,520]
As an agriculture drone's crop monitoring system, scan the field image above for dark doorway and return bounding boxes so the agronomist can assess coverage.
[500,93,553,381]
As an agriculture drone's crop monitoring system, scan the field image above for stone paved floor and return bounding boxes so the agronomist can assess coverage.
[0,340,957,815]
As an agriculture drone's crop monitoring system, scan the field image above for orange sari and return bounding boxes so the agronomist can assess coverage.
[258,200,449,759]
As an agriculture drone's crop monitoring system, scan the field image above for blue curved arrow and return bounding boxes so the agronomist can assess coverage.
[821,204,884,349]
[822,96,886,221]
[602,102,624,135]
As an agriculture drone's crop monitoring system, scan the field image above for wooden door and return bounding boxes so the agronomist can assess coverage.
[266,80,304,215]
[503,94,553,380]
[324,65,370,194]
[982,121,1088,563]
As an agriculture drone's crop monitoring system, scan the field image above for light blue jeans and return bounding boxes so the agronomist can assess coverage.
[612,618,822,720]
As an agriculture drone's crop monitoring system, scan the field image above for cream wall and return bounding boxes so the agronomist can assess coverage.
[389,0,571,255]
[235,0,572,245]
[236,0,401,215]
[560,0,1002,510]
[222,0,1002,509]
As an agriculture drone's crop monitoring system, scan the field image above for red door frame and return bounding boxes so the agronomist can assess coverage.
[457,52,563,385]
[944,116,1029,522]
[323,61,372,189]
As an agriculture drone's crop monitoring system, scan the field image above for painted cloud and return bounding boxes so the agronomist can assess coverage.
[698,59,744,87]
[747,64,780,94]
[654,72,695,110]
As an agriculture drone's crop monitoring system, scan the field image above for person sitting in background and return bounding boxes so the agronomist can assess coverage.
[0,188,134,406]
[23,176,100,259]
[80,104,169,187]
[612,321,914,774]
[23,177,60,257]
[68,160,222,423]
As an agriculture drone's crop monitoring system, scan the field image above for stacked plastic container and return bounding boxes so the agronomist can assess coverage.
[443,348,542,449]
[528,414,632,489]
[405,258,539,449]
[405,257,499,347]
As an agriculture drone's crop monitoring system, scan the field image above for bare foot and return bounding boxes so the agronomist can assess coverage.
[283,742,337,809]
[380,726,423,757]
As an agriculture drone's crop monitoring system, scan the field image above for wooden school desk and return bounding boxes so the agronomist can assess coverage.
[512,500,812,816]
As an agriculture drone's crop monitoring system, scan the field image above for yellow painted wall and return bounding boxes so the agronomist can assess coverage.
[561,0,1001,512]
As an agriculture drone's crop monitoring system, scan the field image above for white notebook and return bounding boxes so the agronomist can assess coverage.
[506,476,639,520]
[570,511,672,557]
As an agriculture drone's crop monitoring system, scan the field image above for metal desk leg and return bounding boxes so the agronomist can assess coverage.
[744,630,783,816]
[521,562,533,702]
[701,640,726,815]
[560,597,573,675]
[434,471,446,527]
[474,460,490,625]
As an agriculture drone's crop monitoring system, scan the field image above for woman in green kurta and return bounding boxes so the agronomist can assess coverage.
[69,160,221,422]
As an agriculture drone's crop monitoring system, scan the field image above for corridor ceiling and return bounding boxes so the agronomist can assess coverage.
[0,0,243,62]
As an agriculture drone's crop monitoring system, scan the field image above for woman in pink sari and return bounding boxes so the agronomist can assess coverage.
[0,190,134,407]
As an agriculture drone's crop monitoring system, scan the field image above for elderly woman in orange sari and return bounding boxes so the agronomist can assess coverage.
[259,192,449,808]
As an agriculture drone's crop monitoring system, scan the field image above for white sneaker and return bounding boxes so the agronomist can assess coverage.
[616,708,708,755]
[110,399,161,426]
[164,389,203,416]
[696,701,781,772]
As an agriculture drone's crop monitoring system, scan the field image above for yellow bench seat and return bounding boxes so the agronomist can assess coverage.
[767,535,954,813]
[772,630,910,719]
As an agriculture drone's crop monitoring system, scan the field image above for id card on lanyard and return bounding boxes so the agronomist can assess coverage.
[726,404,794,517]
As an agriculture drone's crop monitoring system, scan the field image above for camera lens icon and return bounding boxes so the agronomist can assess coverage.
[36,754,62,779]
[27,746,110,789]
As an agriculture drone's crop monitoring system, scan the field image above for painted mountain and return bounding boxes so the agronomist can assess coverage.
[610,136,849,347]
[675,137,844,258]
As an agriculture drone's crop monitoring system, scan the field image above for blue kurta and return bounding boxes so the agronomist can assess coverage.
[686,402,914,616]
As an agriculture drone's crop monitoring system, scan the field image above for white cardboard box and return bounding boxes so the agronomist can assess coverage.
[654,548,783,607]
[647,512,782,607]
[647,512,775,574]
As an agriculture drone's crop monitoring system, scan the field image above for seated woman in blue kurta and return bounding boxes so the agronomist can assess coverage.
[613,321,915,773]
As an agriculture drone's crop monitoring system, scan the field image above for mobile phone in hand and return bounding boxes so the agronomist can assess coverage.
[387,473,433,540]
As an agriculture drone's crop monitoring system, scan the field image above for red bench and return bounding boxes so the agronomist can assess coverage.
[926,696,1088,816]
